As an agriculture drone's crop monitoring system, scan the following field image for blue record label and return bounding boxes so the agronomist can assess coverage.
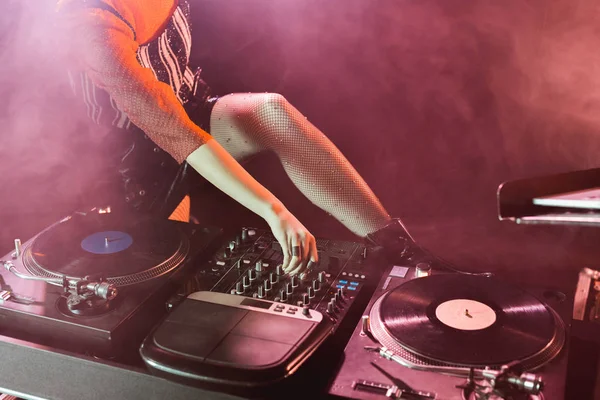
[81,231,133,254]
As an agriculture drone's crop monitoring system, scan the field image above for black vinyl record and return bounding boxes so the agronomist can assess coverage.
[29,212,186,279]
[378,274,556,366]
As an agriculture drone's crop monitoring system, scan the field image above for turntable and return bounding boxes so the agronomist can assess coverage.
[0,210,222,357]
[328,266,571,400]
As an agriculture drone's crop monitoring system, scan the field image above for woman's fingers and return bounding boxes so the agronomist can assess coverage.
[287,234,316,276]
[283,234,302,274]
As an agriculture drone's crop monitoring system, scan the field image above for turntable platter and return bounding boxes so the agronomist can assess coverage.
[374,274,558,366]
[23,212,189,286]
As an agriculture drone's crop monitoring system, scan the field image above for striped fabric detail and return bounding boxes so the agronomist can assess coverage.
[71,0,195,130]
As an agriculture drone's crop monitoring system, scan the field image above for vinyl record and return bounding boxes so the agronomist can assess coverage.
[27,212,187,281]
[377,274,556,366]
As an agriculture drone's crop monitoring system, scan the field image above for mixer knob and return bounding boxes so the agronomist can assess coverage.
[258,285,265,299]
[331,296,337,306]
[302,306,310,316]
[280,289,288,302]
[334,292,341,303]
[307,287,315,299]
[416,262,432,278]
[337,288,345,300]
[286,282,293,295]
[236,282,244,294]
[302,293,309,306]
[276,264,283,276]
[264,279,271,291]
[291,275,299,288]
[327,301,335,314]
[318,271,326,283]
[229,241,237,253]
[243,276,250,288]
[241,228,248,242]
[312,280,321,292]
[255,260,263,272]
[248,269,257,281]
[269,272,278,284]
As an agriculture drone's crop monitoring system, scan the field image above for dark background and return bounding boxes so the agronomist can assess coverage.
[1,0,600,396]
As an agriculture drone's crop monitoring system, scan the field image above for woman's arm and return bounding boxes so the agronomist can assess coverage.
[59,6,317,273]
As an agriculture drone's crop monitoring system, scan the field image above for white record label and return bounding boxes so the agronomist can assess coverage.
[435,299,496,331]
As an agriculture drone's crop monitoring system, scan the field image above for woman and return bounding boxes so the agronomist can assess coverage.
[56,0,412,275]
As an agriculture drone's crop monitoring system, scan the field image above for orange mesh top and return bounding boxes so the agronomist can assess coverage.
[56,0,211,164]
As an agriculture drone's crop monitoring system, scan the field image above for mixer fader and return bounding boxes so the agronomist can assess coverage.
[169,227,377,330]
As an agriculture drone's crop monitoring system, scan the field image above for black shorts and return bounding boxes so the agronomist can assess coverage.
[183,75,219,134]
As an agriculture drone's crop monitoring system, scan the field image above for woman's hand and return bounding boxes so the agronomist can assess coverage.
[186,142,318,275]
[264,206,318,276]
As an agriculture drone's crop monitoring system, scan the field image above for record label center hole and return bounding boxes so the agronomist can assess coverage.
[435,299,496,331]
